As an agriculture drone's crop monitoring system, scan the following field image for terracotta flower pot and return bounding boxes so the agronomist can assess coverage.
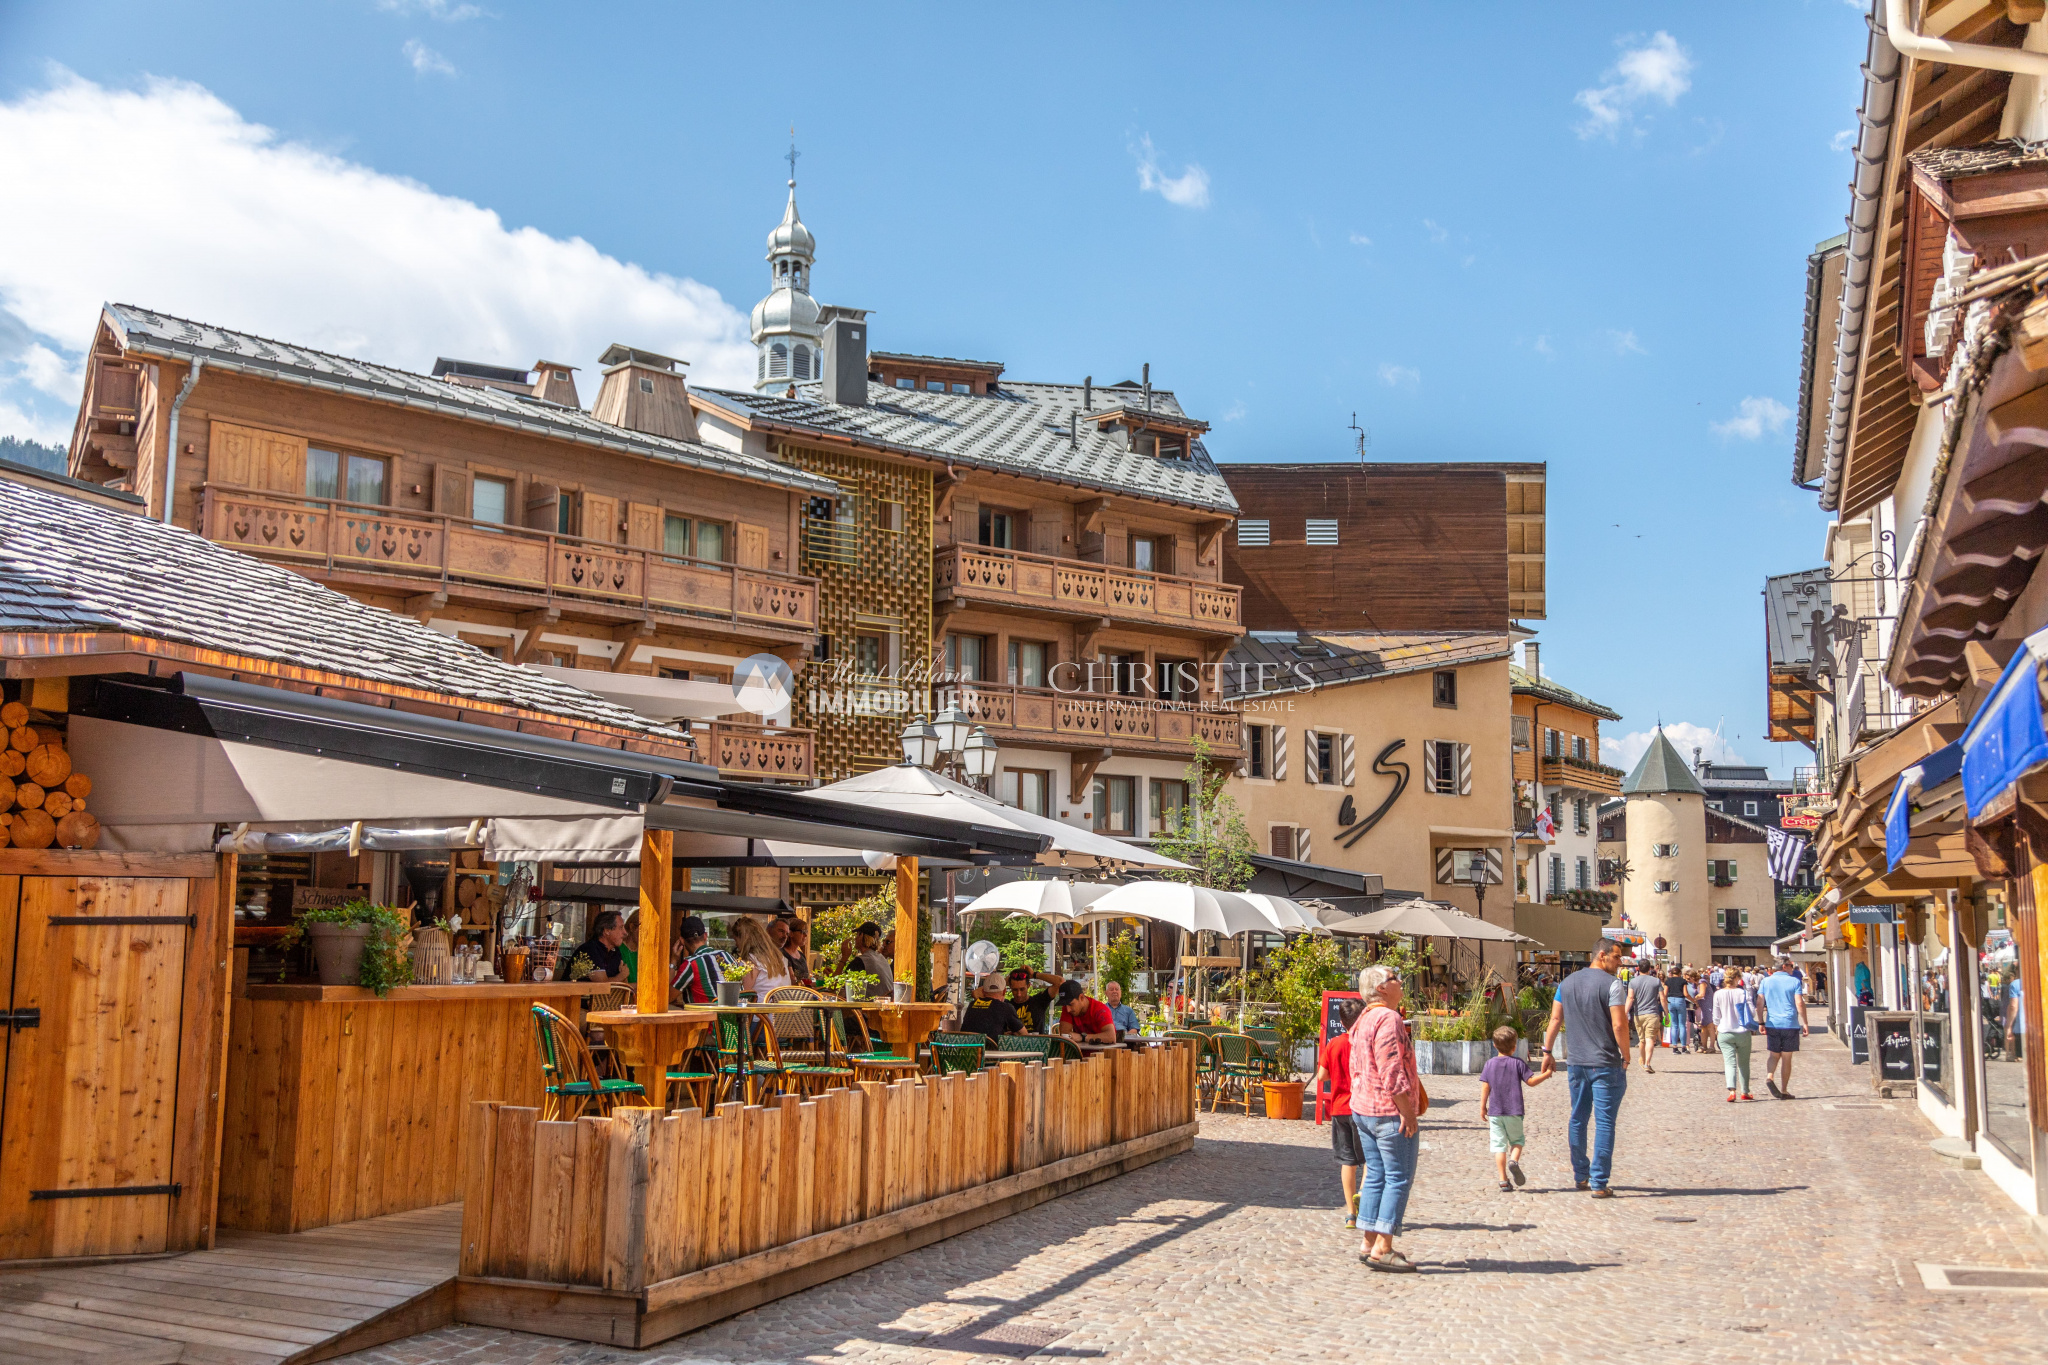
[308,922,372,986]
[1262,1079,1305,1120]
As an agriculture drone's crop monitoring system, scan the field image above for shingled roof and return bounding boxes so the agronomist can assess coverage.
[1620,729,1707,797]
[1509,665,1621,721]
[0,469,692,743]
[692,380,1238,514]
[99,305,839,497]
[1221,631,1511,700]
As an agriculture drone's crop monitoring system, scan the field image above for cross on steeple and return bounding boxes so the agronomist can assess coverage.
[786,126,799,185]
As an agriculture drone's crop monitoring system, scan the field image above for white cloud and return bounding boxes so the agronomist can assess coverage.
[1830,128,1856,153]
[403,40,456,76]
[1132,135,1210,209]
[0,72,757,446]
[1377,363,1420,389]
[379,0,486,19]
[1219,399,1247,422]
[1605,328,1646,356]
[1534,335,1555,357]
[1348,231,1371,247]
[1605,722,1744,775]
[1575,31,1693,140]
[1422,218,1448,243]
[1712,395,1792,440]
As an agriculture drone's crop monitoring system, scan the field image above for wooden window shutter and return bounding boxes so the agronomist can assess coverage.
[1272,727,1288,781]
[1030,509,1062,556]
[1339,733,1356,787]
[626,501,663,551]
[1303,730,1320,785]
[433,463,472,517]
[582,493,619,543]
[1456,742,1473,796]
[256,428,306,493]
[525,482,560,532]
[1172,534,1195,576]
[737,522,770,569]
[953,495,979,547]
[1422,740,1439,794]
[208,419,254,488]
[1295,827,1312,862]
[1269,824,1296,859]
[1435,846,1456,884]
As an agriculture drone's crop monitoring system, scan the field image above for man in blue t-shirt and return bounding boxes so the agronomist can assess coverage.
[1757,959,1808,1099]
[1540,940,1631,1197]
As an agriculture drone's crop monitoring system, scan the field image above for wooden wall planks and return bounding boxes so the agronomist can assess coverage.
[218,995,549,1235]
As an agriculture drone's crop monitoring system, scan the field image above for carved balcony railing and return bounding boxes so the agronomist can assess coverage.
[944,682,1243,756]
[702,719,813,783]
[202,487,818,635]
[934,545,1242,635]
[1539,754,1625,796]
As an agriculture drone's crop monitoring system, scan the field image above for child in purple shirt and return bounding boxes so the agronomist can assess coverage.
[1478,1025,1551,1191]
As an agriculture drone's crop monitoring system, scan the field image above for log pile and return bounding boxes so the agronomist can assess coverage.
[0,700,99,850]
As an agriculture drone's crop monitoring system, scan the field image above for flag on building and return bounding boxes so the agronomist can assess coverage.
[1765,826,1807,885]
[1533,807,1556,844]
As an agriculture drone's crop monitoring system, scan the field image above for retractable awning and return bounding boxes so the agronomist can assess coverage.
[71,674,1049,864]
[1961,625,2048,824]
[1885,738,1964,871]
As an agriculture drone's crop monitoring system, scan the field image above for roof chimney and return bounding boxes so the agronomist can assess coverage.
[1142,363,1151,412]
[819,306,870,407]
[1082,375,1092,411]
[592,344,698,442]
[530,360,581,409]
[1524,642,1540,679]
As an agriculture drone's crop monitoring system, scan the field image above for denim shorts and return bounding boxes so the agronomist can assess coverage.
[1487,1114,1525,1153]
[1331,1112,1364,1165]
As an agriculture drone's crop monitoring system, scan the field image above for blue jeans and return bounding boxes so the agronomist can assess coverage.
[1566,1065,1627,1190]
[1351,1114,1419,1237]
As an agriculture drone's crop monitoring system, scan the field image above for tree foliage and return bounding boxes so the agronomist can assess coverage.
[1151,736,1256,893]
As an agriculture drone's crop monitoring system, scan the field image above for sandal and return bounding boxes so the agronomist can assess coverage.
[1363,1250,1417,1273]
[1498,1180,1514,1192]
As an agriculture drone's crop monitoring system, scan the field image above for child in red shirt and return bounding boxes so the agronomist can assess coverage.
[1311,998,1365,1227]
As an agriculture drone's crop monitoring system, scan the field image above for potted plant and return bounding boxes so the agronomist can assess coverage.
[1260,935,1351,1119]
[283,899,415,996]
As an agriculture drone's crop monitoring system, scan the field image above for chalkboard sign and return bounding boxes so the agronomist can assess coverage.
[1871,1013,1917,1085]
[1321,990,1363,1042]
[1920,1017,1943,1084]
[1848,1004,1869,1064]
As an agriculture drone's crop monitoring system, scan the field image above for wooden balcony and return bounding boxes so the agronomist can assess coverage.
[948,682,1243,759]
[1539,754,1625,796]
[934,545,1242,637]
[201,487,818,645]
[700,719,813,783]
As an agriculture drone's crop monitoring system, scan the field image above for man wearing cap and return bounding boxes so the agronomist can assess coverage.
[670,916,735,1006]
[1055,979,1118,1045]
[960,972,1024,1045]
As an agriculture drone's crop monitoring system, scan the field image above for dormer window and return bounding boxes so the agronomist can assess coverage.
[926,380,945,392]
[896,377,914,389]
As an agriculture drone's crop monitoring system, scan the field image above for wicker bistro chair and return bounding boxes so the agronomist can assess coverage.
[994,1033,1054,1063]
[1242,1025,1285,1073]
[1166,1030,1221,1106]
[833,1006,923,1084]
[766,988,855,1095]
[929,1030,990,1076]
[532,1003,644,1120]
[712,1009,789,1106]
[1045,1035,1085,1063]
[1211,1032,1272,1117]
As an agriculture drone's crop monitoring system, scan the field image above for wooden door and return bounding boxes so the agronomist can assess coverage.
[0,876,190,1260]
[737,522,770,569]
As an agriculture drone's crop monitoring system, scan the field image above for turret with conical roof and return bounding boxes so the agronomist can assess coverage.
[1621,728,1707,797]
[749,179,824,391]
[1621,726,1712,963]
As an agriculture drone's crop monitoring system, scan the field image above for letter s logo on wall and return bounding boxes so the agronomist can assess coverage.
[1337,739,1409,850]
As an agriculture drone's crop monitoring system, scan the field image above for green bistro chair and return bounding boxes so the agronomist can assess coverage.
[832,1006,922,1084]
[1045,1035,1085,1063]
[764,988,853,1095]
[929,1030,990,1076]
[994,1033,1053,1063]
[1166,1029,1221,1106]
[1243,1025,1284,1073]
[1211,1032,1269,1117]
[713,1009,788,1106]
[533,1003,644,1120]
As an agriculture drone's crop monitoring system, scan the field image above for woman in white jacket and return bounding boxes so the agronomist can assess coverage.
[1712,973,1758,1102]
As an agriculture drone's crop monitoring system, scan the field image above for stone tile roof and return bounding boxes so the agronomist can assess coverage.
[0,471,690,741]
[1509,665,1621,721]
[1619,729,1707,797]
[692,380,1238,514]
[1221,630,1511,699]
[100,304,839,497]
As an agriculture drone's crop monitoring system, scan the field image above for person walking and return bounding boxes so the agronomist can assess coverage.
[1350,965,1422,1270]
[1627,963,1666,1071]
[1541,938,1630,1198]
[1312,997,1364,1227]
[1479,1025,1552,1192]
[1663,965,1691,1054]
[1758,958,1808,1098]
[1712,968,1760,1100]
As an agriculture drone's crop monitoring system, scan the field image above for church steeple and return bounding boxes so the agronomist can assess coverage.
[749,144,823,392]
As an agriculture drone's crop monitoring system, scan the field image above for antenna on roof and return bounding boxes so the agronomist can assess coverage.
[1348,412,1371,470]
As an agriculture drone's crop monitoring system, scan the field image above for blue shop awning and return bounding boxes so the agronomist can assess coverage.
[1885,738,1963,871]
[1962,627,2048,824]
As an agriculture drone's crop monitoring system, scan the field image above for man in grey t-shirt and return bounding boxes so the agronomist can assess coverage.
[1626,967,1667,1072]
[1541,940,1631,1197]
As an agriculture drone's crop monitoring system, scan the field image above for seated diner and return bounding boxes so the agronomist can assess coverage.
[561,909,630,983]
[1055,979,1117,1045]
[960,971,1024,1044]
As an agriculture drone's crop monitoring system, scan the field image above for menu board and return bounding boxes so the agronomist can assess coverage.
[1848,1004,1869,1064]
[1871,1014,1917,1085]
[1321,990,1363,1041]
[1920,1018,1943,1084]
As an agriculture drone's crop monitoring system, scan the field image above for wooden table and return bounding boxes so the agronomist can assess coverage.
[984,1050,1040,1064]
[858,1001,952,1061]
[586,1009,716,1111]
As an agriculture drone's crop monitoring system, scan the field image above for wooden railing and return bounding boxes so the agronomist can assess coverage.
[703,719,812,782]
[1539,754,1625,795]
[201,487,819,633]
[934,545,1242,634]
[457,1049,1197,1347]
[947,682,1243,755]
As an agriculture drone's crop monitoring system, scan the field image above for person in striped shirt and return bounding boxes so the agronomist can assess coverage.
[670,915,738,1006]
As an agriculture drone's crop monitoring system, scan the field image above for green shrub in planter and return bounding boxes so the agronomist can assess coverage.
[282,898,415,996]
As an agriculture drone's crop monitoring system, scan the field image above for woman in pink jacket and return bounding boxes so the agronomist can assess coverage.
[1349,964,1422,1272]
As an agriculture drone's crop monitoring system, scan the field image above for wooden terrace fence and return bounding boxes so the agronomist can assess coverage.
[456,1048,1198,1347]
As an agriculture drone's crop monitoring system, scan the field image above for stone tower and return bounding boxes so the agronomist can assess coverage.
[1620,728,1711,964]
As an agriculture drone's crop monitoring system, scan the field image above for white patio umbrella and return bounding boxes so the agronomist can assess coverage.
[1321,896,1533,943]
[958,879,1117,922]
[1238,892,1321,934]
[1082,881,1273,937]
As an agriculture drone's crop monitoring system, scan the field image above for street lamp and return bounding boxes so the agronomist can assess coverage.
[962,726,999,781]
[934,704,972,756]
[899,715,939,768]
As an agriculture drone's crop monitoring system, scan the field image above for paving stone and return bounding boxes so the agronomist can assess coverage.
[342,1037,2048,1364]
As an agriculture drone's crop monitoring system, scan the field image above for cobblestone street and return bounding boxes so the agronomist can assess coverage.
[346,1034,2048,1365]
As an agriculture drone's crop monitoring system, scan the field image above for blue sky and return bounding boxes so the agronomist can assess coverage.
[0,1,1871,775]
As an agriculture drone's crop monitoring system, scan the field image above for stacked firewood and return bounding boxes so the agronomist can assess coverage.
[0,701,99,849]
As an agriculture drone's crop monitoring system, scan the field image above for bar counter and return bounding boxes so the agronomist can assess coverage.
[220,979,611,1234]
